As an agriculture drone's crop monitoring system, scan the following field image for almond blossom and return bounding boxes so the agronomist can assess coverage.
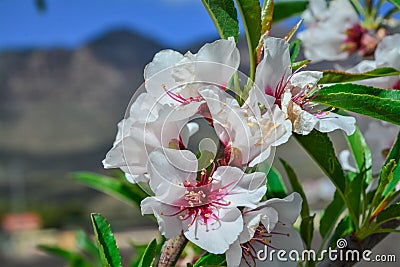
[141,148,267,254]
[298,0,385,62]
[254,36,356,135]
[225,193,303,267]
[103,38,240,183]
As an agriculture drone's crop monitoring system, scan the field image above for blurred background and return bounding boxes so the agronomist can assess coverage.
[0,0,398,266]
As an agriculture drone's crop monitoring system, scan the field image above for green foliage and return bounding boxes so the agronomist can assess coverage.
[235,0,261,52]
[295,131,347,192]
[300,215,315,250]
[328,216,353,248]
[292,59,311,71]
[318,68,400,84]
[37,245,92,267]
[376,203,400,225]
[345,127,372,183]
[201,0,239,41]
[382,132,400,196]
[72,172,148,208]
[314,83,400,125]
[91,213,122,267]
[289,39,302,63]
[193,253,226,267]
[265,166,288,199]
[273,0,309,22]
[344,171,364,227]
[260,0,274,35]
[319,191,345,239]
[137,239,158,267]
[388,0,400,10]
[76,230,102,265]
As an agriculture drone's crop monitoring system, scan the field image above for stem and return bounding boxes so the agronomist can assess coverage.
[157,232,188,267]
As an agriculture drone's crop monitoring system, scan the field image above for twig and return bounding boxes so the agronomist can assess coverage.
[158,232,188,267]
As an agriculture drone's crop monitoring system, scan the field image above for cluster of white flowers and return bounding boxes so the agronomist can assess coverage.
[103,36,356,266]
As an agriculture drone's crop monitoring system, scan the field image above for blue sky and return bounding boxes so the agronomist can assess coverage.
[0,0,222,50]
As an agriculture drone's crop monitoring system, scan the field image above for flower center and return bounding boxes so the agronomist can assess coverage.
[392,80,400,90]
[342,24,385,57]
[162,84,202,105]
[161,164,232,234]
[291,83,334,118]
[240,223,290,267]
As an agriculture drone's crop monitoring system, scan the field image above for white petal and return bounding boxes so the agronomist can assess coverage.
[256,37,291,96]
[195,38,240,86]
[141,197,183,238]
[259,192,303,224]
[315,112,356,135]
[144,50,184,103]
[375,34,400,70]
[184,208,243,254]
[226,240,243,267]
[147,148,198,195]
[290,71,323,89]
[213,167,267,208]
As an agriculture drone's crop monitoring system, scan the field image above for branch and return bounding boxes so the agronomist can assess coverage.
[157,232,188,267]
[318,219,400,267]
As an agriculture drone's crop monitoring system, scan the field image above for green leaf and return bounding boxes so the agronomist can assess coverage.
[273,0,309,22]
[318,68,400,84]
[320,190,345,239]
[345,171,364,226]
[295,131,346,192]
[201,0,239,41]
[91,213,122,267]
[37,245,92,267]
[292,59,311,71]
[376,203,400,225]
[280,159,309,217]
[289,39,301,63]
[377,159,397,200]
[388,0,400,10]
[137,239,157,267]
[383,132,400,196]
[76,230,101,264]
[260,0,274,35]
[345,126,372,183]
[313,83,400,125]
[328,216,353,248]
[235,0,261,52]
[72,172,148,208]
[193,253,226,267]
[300,215,315,250]
[266,166,287,199]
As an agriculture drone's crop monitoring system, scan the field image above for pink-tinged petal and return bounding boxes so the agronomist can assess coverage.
[258,192,303,225]
[213,167,267,208]
[226,240,243,267]
[141,197,183,239]
[184,208,243,254]
[195,38,240,86]
[147,148,198,194]
[315,112,356,135]
[256,37,291,96]
[144,50,184,103]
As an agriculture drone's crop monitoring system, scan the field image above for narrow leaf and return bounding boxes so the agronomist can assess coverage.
[193,253,226,267]
[319,68,400,84]
[294,131,346,192]
[345,171,364,226]
[273,0,309,22]
[292,59,311,71]
[280,159,309,217]
[376,203,400,225]
[91,213,122,267]
[300,215,315,250]
[289,39,302,63]
[260,0,274,34]
[37,245,92,267]
[383,132,400,196]
[76,230,101,264]
[201,0,239,41]
[266,166,288,199]
[72,172,148,208]
[235,0,261,51]
[345,126,372,183]
[320,190,345,238]
[138,239,157,267]
[328,216,353,248]
[388,0,400,10]
[285,20,303,42]
[314,83,400,125]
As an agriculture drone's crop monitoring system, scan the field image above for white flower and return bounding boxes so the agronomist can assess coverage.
[225,193,304,267]
[347,34,400,89]
[103,38,241,183]
[254,36,356,135]
[298,0,381,62]
[141,148,267,254]
[199,87,292,168]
